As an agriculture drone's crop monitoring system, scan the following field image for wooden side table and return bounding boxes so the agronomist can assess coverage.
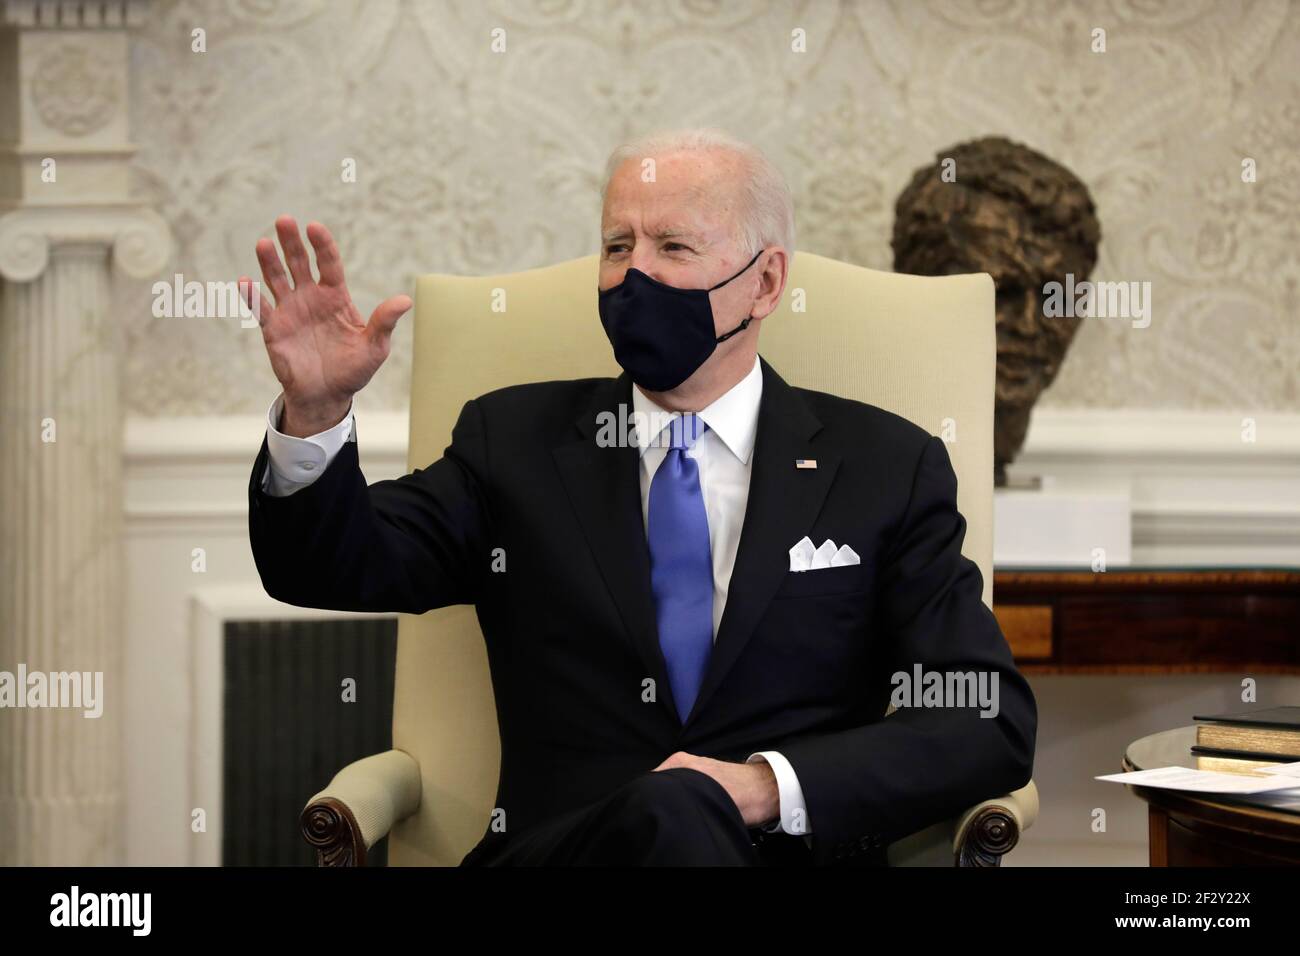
[1121,727,1300,866]
[992,568,1300,674]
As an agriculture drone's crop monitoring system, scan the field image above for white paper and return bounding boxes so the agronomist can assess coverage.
[1095,766,1300,794]
[1254,761,1300,778]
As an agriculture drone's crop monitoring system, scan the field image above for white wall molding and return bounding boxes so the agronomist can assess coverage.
[1013,408,1300,463]
[1006,408,1300,565]
[124,410,411,464]
[124,410,410,525]
[125,406,1300,559]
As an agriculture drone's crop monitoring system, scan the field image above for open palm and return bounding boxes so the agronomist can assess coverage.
[241,216,410,432]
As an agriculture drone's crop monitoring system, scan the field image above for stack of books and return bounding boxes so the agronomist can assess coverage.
[1192,706,1300,772]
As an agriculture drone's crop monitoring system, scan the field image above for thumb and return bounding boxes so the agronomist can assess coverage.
[365,293,412,343]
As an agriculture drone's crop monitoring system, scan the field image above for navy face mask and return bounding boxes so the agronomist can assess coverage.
[598,248,764,392]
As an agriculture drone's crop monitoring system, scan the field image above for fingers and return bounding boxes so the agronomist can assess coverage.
[275,214,314,288]
[651,751,690,771]
[306,221,346,287]
[365,294,412,344]
[238,276,270,326]
[255,237,291,303]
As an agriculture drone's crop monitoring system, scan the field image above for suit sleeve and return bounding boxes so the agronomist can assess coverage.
[247,397,491,614]
[778,435,1037,864]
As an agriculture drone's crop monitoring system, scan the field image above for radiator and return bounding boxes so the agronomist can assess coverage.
[222,617,397,866]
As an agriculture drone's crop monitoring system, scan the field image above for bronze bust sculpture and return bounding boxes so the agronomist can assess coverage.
[892,137,1101,485]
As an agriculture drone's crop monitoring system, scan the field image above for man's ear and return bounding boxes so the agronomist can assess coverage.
[752,248,789,319]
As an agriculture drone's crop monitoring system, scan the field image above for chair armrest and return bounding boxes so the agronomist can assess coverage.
[300,749,422,866]
[953,780,1039,866]
[885,779,1039,867]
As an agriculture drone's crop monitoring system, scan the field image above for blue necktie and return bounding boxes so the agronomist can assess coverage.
[647,413,713,722]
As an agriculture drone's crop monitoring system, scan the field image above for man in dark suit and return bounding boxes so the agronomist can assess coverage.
[242,128,1036,866]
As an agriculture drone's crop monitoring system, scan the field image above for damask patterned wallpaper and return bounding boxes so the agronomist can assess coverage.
[121,0,1300,417]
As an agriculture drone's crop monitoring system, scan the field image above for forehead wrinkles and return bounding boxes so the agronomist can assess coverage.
[676,159,743,239]
[603,175,742,247]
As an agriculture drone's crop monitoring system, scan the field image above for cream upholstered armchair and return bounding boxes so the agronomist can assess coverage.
[300,251,1039,867]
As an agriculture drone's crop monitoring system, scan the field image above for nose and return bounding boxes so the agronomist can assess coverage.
[627,248,660,281]
[997,286,1037,335]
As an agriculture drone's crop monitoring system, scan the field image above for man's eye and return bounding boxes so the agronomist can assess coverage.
[605,244,627,255]
[664,242,690,252]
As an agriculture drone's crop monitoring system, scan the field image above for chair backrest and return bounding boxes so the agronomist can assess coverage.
[389,251,995,865]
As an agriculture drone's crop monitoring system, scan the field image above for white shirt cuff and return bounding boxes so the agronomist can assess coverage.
[747,750,811,836]
[261,393,355,497]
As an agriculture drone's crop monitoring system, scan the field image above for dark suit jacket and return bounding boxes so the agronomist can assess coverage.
[248,355,1037,865]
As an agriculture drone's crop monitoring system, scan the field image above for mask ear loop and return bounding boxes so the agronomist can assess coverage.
[708,248,766,291]
[711,247,766,343]
[715,317,752,343]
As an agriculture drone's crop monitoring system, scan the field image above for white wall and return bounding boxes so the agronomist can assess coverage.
[123,1,1300,419]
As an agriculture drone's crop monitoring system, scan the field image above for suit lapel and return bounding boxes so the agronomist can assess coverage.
[684,356,840,728]
[550,372,678,723]
[549,357,840,731]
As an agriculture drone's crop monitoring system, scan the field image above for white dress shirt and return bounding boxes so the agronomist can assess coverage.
[261,354,812,837]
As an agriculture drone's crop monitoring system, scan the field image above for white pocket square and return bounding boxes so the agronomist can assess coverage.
[789,536,859,571]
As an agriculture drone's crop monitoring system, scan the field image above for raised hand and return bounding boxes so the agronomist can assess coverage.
[240,215,411,438]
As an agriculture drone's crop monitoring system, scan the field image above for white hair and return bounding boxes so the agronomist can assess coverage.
[600,127,795,262]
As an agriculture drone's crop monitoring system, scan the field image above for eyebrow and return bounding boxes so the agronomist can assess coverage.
[601,226,706,245]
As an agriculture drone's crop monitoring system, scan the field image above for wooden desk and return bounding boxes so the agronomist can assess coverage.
[1122,727,1300,866]
[992,569,1300,675]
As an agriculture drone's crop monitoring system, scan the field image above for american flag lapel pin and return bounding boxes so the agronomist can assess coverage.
[795,459,817,469]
